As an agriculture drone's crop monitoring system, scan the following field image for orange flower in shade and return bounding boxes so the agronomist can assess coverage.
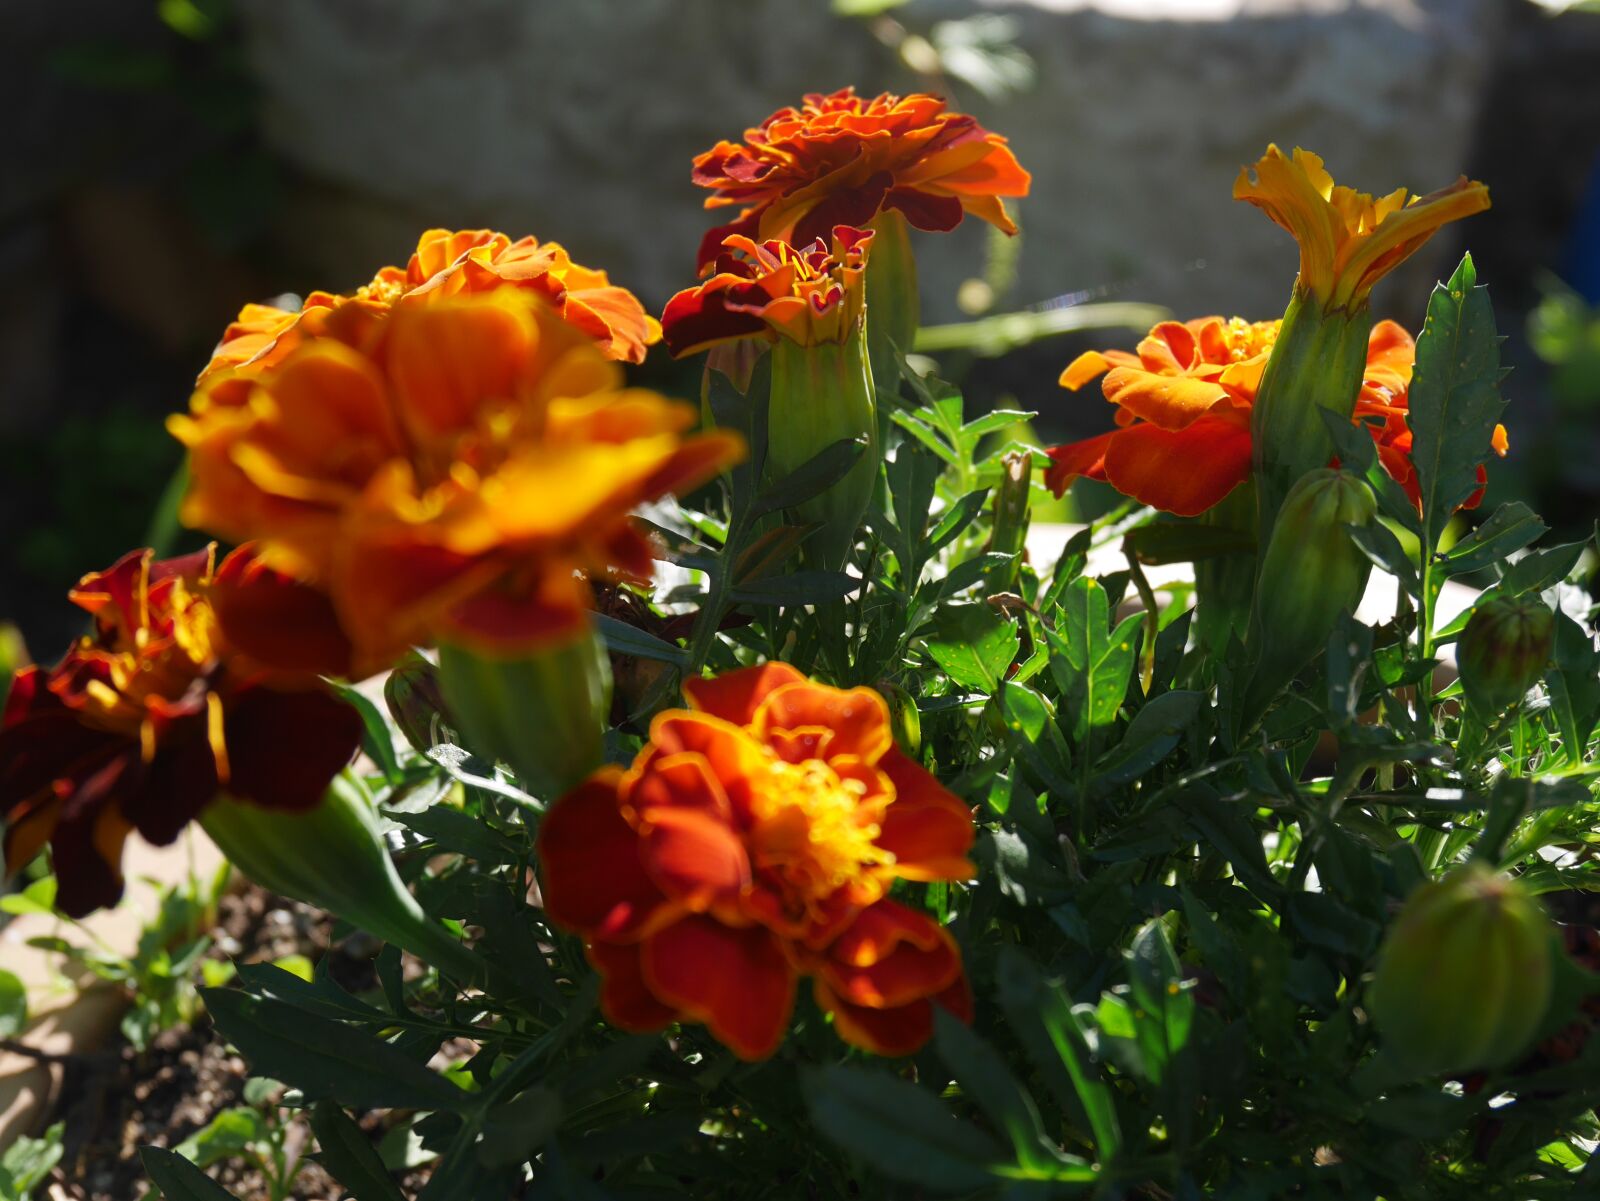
[1234,146,1490,312]
[0,546,362,917]
[661,226,872,355]
[690,87,1031,269]
[1045,316,1509,517]
[536,663,976,1060]
[198,229,661,380]
[171,289,744,669]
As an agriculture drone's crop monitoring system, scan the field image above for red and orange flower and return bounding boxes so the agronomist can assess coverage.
[537,663,975,1060]
[1234,146,1491,313]
[1045,316,1508,517]
[691,88,1031,268]
[0,546,362,916]
[171,289,744,669]
[661,226,873,356]
[199,228,661,380]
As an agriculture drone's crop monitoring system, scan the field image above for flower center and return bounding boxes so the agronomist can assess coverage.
[1223,317,1279,361]
[748,757,894,909]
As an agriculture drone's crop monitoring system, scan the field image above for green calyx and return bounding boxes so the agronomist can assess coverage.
[865,207,918,395]
[1250,286,1374,544]
[768,329,879,571]
[437,629,611,799]
[1458,598,1556,717]
[201,774,483,984]
[1368,864,1554,1076]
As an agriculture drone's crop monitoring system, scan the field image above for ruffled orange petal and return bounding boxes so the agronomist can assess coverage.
[588,941,681,1032]
[877,749,975,881]
[1101,368,1230,432]
[1101,412,1254,517]
[682,662,807,726]
[751,681,893,765]
[537,770,671,941]
[643,915,796,1061]
[1043,431,1114,498]
[637,804,751,910]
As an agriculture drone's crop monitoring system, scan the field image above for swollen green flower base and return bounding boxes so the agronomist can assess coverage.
[201,774,483,983]
[1250,287,1374,543]
[865,208,919,395]
[769,332,878,571]
[437,631,611,798]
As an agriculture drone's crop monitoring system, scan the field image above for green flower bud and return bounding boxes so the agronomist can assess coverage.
[1246,468,1376,716]
[768,330,879,571]
[202,774,483,983]
[384,652,453,756]
[1368,863,1553,1076]
[438,628,612,798]
[877,679,923,758]
[1458,597,1555,717]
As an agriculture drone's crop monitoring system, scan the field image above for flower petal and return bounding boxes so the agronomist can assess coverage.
[588,940,681,1032]
[877,749,975,881]
[643,914,796,1061]
[538,769,670,941]
[1043,431,1114,497]
[1101,412,1254,517]
[682,662,807,726]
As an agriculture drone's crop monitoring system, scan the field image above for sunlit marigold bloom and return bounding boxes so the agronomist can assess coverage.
[197,229,661,380]
[1234,146,1490,312]
[0,547,362,917]
[691,87,1031,269]
[537,663,975,1060]
[172,289,743,668]
[1046,317,1509,516]
[661,226,872,355]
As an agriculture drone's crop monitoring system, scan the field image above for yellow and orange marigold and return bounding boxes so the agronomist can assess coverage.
[691,87,1031,268]
[199,228,661,380]
[1234,146,1491,313]
[0,546,362,916]
[661,226,873,355]
[1045,316,1509,517]
[537,663,975,1060]
[171,288,743,670]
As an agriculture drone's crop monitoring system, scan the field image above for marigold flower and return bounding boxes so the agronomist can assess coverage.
[662,226,873,355]
[172,289,743,669]
[1234,146,1490,313]
[1045,316,1508,517]
[537,663,976,1060]
[0,546,362,916]
[690,87,1031,268]
[198,229,661,380]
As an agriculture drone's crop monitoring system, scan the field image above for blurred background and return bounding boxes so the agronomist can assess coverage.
[6,0,1600,656]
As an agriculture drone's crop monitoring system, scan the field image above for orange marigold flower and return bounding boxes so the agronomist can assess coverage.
[0,546,362,917]
[1046,316,1509,517]
[171,289,744,668]
[691,87,1031,269]
[1234,146,1490,312]
[197,229,661,380]
[661,226,872,355]
[537,663,976,1060]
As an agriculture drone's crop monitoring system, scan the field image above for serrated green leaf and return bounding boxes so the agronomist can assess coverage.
[1049,578,1138,740]
[1440,502,1546,574]
[1407,254,1507,550]
[925,604,1020,693]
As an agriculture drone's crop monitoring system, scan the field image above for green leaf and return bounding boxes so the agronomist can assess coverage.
[0,877,57,917]
[0,970,25,1039]
[591,614,687,667]
[478,1085,564,1168]
[801,1065,1003,1192]
[1126,920,1196,1085]
[139,1146,244,1201]
[927,489,991,557]
[751,437,867,517]
[994,950,1122,1160]
[311,1102,407,1201]
[1406,254,1507,549]
[1440,502,1546,574]
[1049,578,1139,740]
[1125,523,1254,565]
[925,604,1020,693]
[1502,540,1587,598]
[201,988,473,1112]
[0,1122,63,1200]
[1091,690,1202,793]
[1346,520,1418,597]
[729,571,862,607]
[997,683,1075,798]
[1547,610,1600,765]
[175,1108,265,1170]
[934,1010,1086,1177]
[331,682,403,786]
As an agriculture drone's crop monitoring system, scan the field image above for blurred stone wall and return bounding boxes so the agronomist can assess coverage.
[237,0,1500,323]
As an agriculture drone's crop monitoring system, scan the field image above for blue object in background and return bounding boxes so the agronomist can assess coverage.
[1568,148,1600,303]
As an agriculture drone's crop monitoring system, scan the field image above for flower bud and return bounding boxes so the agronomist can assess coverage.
[202,774,483,982]
[1368,864,1554,1075]
[437,627,612,798]
[1246,468,1376,716]
[384,652,453,755]
[1458,598,1554,717]
[866,208,919,391]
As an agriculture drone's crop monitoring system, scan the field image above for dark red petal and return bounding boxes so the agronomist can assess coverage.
[694,210,763,272]
[883,187,965,233]
[221,686,362,812]
[211,544,360,680]
[537,770,670,940]
[48,751,141,918]
[588,940,681,1032]
[791,171,893,250]
[642,915,795,1061]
